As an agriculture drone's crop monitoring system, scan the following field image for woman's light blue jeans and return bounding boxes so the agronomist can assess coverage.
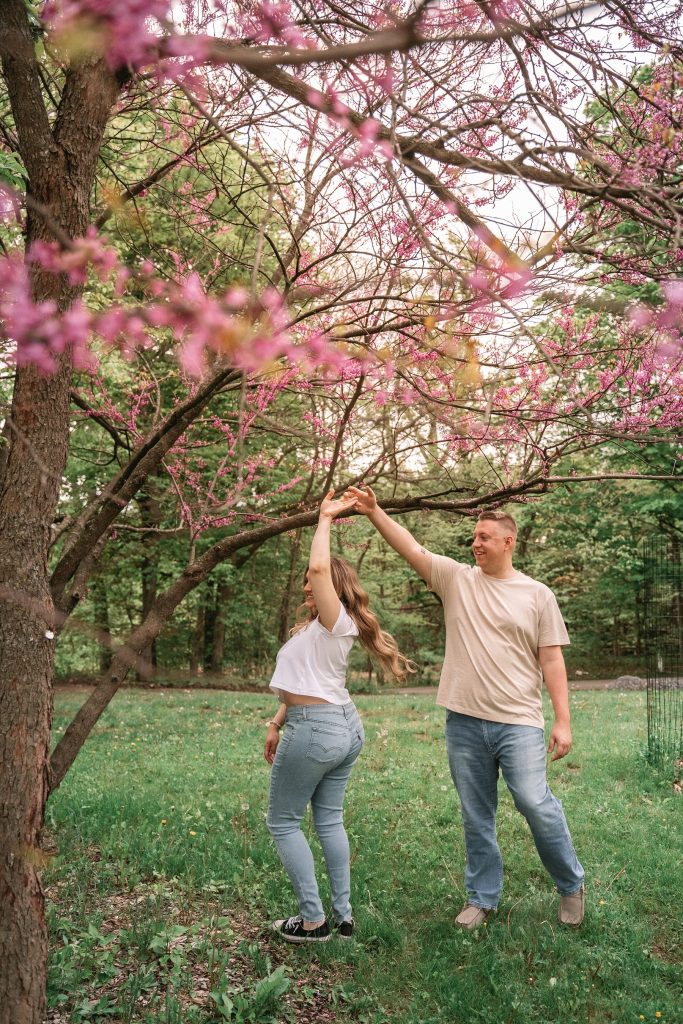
[267,703,364,923]
[445,711,584,910]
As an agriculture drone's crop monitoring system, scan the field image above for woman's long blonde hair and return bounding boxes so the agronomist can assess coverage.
[293,556,416,684]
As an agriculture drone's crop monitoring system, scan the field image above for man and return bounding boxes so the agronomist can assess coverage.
[346,486,585,929]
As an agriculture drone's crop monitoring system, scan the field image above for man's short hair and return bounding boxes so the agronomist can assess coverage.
[477,509,518,538]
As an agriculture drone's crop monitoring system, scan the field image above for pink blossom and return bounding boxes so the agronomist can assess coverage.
[44,0,171,70]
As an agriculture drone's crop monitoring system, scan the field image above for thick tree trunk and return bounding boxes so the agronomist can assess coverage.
[0,363,71,1024]
[0,5,121,1019]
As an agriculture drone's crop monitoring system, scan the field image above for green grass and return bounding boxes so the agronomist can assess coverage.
[47,689,682,1024]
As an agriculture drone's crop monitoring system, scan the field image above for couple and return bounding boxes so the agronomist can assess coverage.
[263,486,584,943]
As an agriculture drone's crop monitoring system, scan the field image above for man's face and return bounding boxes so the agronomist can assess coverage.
[471,519,513,569]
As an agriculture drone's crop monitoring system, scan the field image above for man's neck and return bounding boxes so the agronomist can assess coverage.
[481,563,517,580]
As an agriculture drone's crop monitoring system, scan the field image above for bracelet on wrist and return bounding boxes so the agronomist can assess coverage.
[266,720,282,730]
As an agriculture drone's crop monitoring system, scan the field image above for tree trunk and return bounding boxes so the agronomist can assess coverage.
[210,583,232,673]
[138,484,162,672]
[0,363,71,1024]
[0,5,121,1019]
[278,529,302,643]
[92,574,112,675]
[189,598,206,675]
[203,582,217,673]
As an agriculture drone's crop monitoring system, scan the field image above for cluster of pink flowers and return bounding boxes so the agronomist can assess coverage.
[630,281,683,361]
[236,1,311,47]
[44,0,171,69]
[0,256,94,373]
[0,233,353,379]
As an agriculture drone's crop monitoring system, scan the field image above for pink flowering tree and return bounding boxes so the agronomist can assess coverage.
[2,1,683,1018]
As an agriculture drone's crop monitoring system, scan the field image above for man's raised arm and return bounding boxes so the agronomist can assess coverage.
[345,486,432,585]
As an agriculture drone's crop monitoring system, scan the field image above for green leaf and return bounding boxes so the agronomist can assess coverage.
[0,151,27,190]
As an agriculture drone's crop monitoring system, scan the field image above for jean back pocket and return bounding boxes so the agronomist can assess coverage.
[307,725,349,764]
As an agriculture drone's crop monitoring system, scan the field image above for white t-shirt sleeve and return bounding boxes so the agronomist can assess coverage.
[323,604,359,638]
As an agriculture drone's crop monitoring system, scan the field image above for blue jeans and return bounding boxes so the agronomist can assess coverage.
[445,711,584,910]
[267,703,364,923]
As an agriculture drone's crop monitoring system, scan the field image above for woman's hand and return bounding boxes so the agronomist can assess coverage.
[319,487,357,520]
[265,725,280,764]
[343,484,377,516]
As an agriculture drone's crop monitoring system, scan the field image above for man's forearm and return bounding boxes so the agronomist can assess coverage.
[541,656,571,724]
[367,506,432,582]
[367,505,419,556]
[545,674,570,723]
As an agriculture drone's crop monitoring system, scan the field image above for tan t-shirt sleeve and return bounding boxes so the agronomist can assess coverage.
[429,552,466,599]
[538,589,570,647]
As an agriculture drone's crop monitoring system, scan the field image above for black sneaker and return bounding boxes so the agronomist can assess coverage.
[335,918,354,938]
[272,915,330,943]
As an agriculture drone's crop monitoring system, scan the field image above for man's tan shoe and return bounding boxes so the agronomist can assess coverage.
[558,886,585,927]
[455,904,492,930]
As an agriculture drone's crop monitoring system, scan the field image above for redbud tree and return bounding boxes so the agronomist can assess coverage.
[1,2,682,1019]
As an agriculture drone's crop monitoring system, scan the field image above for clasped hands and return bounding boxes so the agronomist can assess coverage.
[319,483,377,519]
[319,484,377,520]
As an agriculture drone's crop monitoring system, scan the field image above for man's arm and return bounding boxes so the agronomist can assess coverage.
[345,486,432,585]
[538,645,572,761]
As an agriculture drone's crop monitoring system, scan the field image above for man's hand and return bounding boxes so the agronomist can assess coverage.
[344,485,377,516]
[547,722,572,762]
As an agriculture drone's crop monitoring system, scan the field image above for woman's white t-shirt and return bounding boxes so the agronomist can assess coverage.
[269,605,359,705]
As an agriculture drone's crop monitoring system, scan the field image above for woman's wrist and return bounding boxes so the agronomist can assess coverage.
[266,720,281,730]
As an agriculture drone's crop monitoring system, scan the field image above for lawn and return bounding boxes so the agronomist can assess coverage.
[47,688,682,1024]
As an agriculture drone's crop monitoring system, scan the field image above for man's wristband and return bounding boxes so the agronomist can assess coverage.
[266,720,282,730]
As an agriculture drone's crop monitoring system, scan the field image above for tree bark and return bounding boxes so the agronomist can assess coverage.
[92,574,112,675]
[189,597,205,675]
[277,529,303,643]
[210,582,232,673]
[138,481,163,672]
[0,5,121,1020]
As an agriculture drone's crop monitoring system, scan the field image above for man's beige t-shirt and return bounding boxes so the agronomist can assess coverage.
[430,554,570,729]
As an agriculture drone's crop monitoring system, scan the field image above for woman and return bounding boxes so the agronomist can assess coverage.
[264,488,413,943]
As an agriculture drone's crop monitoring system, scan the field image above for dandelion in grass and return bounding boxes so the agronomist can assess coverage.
[189,830,197,836]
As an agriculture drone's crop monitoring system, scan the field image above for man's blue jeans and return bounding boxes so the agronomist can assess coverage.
[267,703,364,923]
[445,711,584,910]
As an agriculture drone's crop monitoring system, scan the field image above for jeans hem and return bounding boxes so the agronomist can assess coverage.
[557,883,584,896]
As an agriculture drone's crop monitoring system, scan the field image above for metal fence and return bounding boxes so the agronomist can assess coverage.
[642,535,682,775]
